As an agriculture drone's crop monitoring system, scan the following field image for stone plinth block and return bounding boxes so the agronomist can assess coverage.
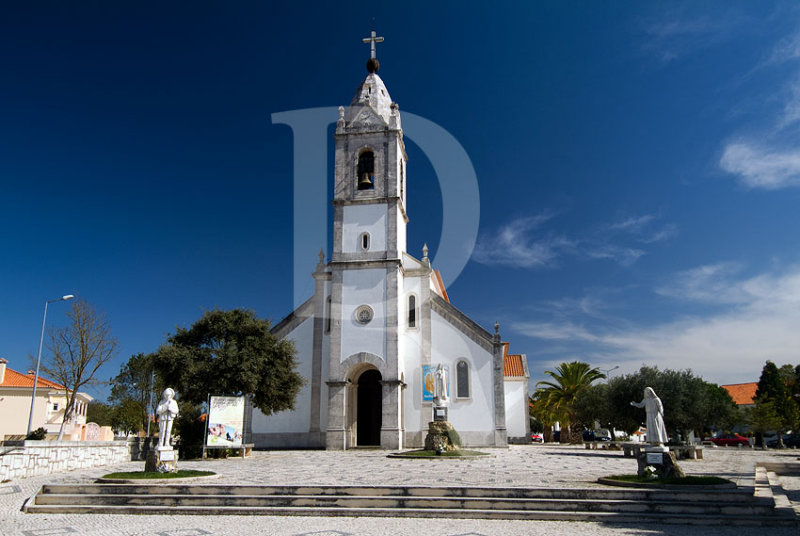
[637,449,685,480]
[145,447,179,473]
[424,421,459,452]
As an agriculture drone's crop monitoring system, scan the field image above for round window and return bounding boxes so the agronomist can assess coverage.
[355,305,374,325]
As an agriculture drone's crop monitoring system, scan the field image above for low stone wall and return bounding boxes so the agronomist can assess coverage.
[0,440,129,481]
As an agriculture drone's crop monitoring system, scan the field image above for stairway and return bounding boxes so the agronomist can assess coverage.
[23,483,798,525]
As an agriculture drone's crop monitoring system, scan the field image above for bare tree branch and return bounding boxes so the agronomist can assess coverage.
[41,299,118,439]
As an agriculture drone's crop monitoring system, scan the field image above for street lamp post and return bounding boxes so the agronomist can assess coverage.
[26,294,75,436]
[601,366,619,381]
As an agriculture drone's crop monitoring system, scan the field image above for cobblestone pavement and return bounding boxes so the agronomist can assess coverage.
[1,444,798,536]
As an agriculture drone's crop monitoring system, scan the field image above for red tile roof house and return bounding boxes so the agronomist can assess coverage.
[502,343,531,443]
[721,382,758,408]
[0,358,92,440]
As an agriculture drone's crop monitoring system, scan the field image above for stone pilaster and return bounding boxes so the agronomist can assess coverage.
[492,326,508,447]
[380,378,404,449]
[325,380,348,450]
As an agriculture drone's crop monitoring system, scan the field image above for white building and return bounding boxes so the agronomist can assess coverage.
[0,358,92,440]
[250,45,529,450]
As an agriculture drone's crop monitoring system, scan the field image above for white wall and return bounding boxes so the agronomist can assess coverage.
[396,204,407,254]
[504,380,527,438]
[340,269,386,361]
[342,204,387,253]
[251,316,314,434]
[402,311,494,436]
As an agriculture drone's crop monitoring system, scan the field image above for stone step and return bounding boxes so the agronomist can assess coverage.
[26,483,796,526]
[30,492,779,516]
[39,483,762,503]
[22,503,799,526]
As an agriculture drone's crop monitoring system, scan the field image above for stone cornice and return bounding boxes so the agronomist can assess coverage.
[430,294,495,353]
[270,296,315,339]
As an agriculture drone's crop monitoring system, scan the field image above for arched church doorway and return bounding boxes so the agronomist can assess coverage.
[356,369,382,446]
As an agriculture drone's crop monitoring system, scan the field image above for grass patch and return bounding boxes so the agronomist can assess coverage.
[397,449,488,457]
[605,474,733,486]
[102,470,215,480]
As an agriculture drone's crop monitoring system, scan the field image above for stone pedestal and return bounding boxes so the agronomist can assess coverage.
[424,421,459,452]
[637,446,685,479]
[145,446,179,473]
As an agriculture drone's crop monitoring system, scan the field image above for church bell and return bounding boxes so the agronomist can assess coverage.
[358,172,374,190]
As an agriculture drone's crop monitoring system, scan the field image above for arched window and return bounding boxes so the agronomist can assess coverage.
[357,150,375,190]
[407,294,417,328]
[325,296,332,334]
[360,232,370,251]
[456,360,470,399]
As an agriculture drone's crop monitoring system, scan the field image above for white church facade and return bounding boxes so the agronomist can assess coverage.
[251,38,529,450]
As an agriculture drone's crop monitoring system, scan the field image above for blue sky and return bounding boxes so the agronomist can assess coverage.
[2,2,800,401]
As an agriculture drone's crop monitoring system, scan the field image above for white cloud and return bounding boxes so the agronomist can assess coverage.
[641,14,742,63]
[606,214,678,245]
[471,213,575,268]
[780,78,800,127]
[655,262,748,304]
[608,215,657,232]
[474,212,676,269]
[512,322,601,343]
[720,142,800,189]
[768,29,800,64]
[585,245,645,267]
[518,265,800,385]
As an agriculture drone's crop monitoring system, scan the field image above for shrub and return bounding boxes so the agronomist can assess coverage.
[26,428,47,440]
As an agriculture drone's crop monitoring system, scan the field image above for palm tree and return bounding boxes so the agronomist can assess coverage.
[535,361,605,443]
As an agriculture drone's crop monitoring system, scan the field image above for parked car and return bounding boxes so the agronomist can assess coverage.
[767,433,800,448]
[583,430,611,442]
[708,433,750,447]
[531,432,544,443]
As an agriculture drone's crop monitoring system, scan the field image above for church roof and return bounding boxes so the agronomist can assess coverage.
[721,382,758,406]
[431,270,450,303]
[345,72,394,126]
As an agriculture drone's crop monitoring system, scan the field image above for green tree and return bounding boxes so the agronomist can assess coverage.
[605,366,738,442]
[534,361,605,443]
[86,400,114,426]
[42,299,118,439]
[756,361,799,447]
[529,391,567,442]
[111,398,143,436]
[745,400,781,448]
[153,309,305,415]
[574,382,611,431]
[110,353,158,435]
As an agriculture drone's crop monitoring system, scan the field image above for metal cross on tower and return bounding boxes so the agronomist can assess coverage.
[362,30,384,59]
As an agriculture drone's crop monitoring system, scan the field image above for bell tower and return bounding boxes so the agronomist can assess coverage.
[325,32,408,450]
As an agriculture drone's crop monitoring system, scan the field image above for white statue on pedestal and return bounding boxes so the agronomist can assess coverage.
[156,388,179,448]
[631,387,668,446]
[433,364,449,407]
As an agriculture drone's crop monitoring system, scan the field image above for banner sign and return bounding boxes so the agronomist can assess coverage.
[422,365,449,402]
[206,395,245,447]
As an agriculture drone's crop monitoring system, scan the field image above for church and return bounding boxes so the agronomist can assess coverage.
[250,34,530,450]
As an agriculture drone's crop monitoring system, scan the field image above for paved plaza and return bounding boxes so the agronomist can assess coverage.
[2,444,799,536]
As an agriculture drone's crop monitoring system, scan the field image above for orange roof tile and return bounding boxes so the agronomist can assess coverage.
[721,382,757,406]
[504,354,526,377]
[431,270,450,303]
[0,366,65,389]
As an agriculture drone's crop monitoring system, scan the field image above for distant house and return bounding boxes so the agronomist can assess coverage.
[0,358,92,440]
[721,382,758,408]
[502,343,531,443]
